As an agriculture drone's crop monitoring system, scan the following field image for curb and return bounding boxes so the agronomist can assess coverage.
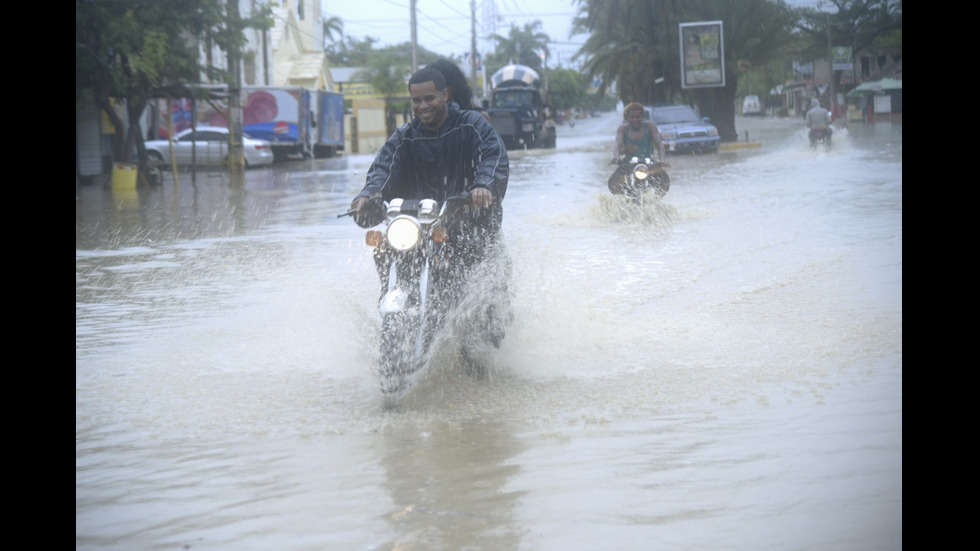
[718,142,762,151]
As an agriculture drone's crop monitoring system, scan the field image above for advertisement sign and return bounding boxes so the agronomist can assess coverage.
[874,94,892,114]
[832,46,853,71]
[680,21,725,89]
[340,82,384,99]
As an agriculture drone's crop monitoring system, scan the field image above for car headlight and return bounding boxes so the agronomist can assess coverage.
[386,216,421,251]
[660,131,676,140]
[522,123,535,132]
[707,128,719,137]
[633,163,650,180]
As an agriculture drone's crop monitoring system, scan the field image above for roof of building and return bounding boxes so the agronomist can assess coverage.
[290,53,328,81]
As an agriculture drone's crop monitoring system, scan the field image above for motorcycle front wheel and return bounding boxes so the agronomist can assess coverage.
[378,312,425,396]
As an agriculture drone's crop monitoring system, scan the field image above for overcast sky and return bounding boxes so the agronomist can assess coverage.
[323,0,585,68]
[322,0,835,69]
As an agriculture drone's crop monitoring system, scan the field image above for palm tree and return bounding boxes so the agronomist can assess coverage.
[573,0,795,141]
[486,21,551,75]
[322,15,343,50]
[572,0,668,106]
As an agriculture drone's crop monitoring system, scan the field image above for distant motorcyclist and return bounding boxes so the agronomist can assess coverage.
[609,102,668,195]
[805,98,833,148]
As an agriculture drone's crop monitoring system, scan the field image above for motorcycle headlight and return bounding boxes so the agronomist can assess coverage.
[633,163,650,180]
[386,216,421,251]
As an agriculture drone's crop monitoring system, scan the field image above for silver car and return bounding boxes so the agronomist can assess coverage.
[145,126,275,168]
[647,105,720,154]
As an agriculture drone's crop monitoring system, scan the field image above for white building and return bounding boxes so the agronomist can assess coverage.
[200,1,335,90]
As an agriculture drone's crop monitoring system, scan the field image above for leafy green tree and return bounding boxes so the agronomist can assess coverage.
[76,0,272,165]
[547,68,588,111]
[327,35,450,70]
[573,0,796,141]
[792,0,902,97]
[327,35,381,67]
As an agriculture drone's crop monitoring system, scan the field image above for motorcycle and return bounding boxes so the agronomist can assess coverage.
[340,193,509,405]
[608,155,670,204]
[810,128,832,151]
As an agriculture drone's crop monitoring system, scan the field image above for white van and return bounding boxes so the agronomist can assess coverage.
[742,95,762,116]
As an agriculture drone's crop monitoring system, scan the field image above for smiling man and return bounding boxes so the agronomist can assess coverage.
[350,67,508,223]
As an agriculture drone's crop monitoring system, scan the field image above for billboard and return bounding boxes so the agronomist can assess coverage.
[832,46,853,71]
[680,21,725,89]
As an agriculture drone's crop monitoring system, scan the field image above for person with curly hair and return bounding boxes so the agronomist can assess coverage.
[425,59,492,124]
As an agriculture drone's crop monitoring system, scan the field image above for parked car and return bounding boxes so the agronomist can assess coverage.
[742,95,762,116]
[649,105,720,154]
[145,126,275,168]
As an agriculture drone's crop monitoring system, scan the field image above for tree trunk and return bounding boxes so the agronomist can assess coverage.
[695,84,738,143]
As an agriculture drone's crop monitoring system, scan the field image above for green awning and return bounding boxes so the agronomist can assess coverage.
[846,78,902,97]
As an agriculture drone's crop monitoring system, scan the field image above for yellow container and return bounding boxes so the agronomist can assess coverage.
[112,163,138,190]
[112,188,139,210]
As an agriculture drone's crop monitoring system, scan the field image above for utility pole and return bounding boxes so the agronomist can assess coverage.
[470,0,477,94]
[227,0,245,180]
[827,12,835,115]
[411,0,418,72]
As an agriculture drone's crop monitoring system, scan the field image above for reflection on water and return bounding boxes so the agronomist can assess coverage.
[379,419,526,550]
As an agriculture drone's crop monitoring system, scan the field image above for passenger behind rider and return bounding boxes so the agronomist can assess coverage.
[609,102,668,195]
[805,98,833,147]
[424,58,494,125]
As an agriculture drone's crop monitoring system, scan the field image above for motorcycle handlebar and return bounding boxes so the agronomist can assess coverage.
[338,193,474,219]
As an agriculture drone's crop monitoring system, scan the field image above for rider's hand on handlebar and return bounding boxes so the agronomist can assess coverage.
[351,197,368,212]
[351,197,383,228]
[470,187,493,210]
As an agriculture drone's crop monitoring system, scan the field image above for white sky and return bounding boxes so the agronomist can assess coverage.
[321,0,836,70]
[322,0,586,68]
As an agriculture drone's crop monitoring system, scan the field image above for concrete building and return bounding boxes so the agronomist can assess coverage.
[199,0,335,91]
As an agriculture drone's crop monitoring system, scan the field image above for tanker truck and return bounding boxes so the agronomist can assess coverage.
[486,64,556,150]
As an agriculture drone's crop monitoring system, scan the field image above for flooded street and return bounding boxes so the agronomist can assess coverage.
[76,113,902,550]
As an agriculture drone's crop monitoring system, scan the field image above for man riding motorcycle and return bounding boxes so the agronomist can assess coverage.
[609,102,668,195]
[348,67,512,346]
[805,98,833,148]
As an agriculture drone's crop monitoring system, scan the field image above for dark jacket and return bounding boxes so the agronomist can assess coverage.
[355,103,509,213]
